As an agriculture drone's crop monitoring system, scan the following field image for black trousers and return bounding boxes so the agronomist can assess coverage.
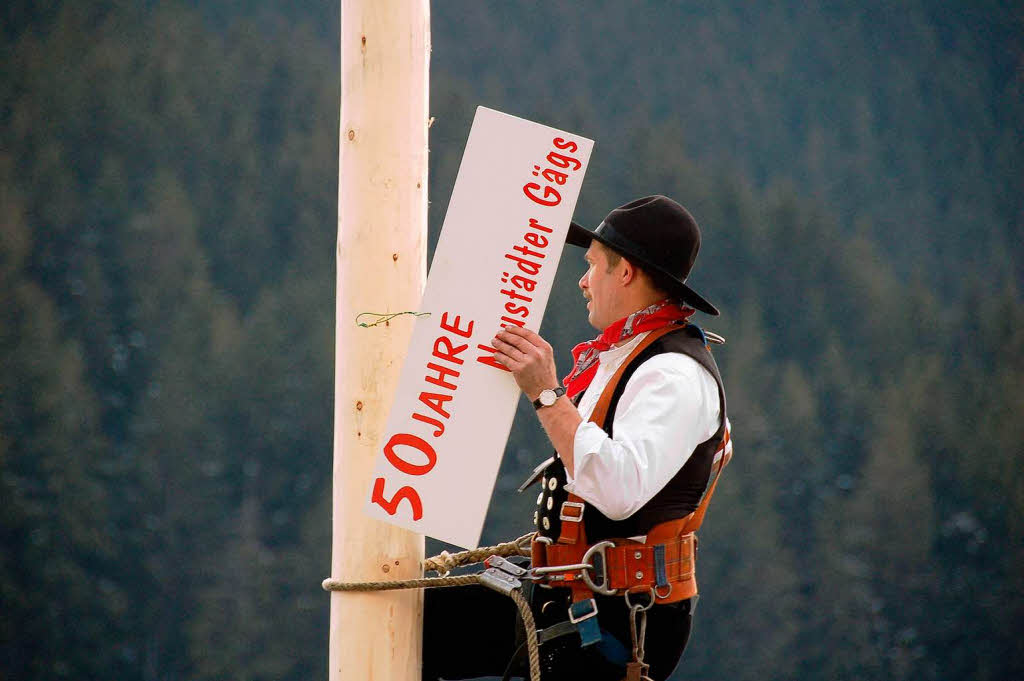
[422,582,694,681]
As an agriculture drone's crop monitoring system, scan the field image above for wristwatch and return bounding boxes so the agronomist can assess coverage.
[532,386,566,409]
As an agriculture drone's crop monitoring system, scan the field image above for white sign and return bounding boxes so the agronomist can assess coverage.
[364,107,593,548]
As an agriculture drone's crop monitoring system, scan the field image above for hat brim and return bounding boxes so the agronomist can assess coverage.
[567,221,720,316]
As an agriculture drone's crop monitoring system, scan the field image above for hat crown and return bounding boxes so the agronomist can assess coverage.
[602,195,701,281]
[567,194,719,315]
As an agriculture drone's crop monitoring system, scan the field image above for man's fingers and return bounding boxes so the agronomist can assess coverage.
[501,325,551,352]
[495,329,536,356]
[491,336,526,359]
[491,337,527,368]
[490,349,520,369]
[502,325,541,342]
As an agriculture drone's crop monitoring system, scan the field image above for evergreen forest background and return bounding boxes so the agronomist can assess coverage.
[2,1,1022,679]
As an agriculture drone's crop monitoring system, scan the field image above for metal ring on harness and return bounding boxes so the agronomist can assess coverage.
[654,582,673,600]
[623,587,656,612]
[580,541,617,596]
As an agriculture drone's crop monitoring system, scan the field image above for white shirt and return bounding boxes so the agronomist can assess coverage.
[564,330,721,521]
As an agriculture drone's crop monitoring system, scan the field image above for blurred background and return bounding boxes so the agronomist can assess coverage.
[1,1,1021,679]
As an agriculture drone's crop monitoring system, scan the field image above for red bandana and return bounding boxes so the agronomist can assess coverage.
[563,300,695,399]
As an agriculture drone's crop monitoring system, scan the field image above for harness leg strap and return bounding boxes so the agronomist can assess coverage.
[568,598,602,647]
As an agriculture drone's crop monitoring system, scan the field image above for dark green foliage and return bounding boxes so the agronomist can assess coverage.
[1,1,1021,680]
[0,172,127,678]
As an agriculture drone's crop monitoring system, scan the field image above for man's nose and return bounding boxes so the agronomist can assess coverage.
[578,270,588,290]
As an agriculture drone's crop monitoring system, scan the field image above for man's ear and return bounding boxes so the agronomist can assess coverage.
[619,258,639,287]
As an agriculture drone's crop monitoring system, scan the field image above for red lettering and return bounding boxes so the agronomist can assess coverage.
[504,302,530,317]
[371,477,423,520]
[553,137,579,153]
[545,151,582,171]
[513,244,545,259]
[433,335,467,365]
[500,315,526,328]
[476,344,511,372]
[424,361,459,390]
[541,168,568,185]
[523,182,562,207]
[440,312,474,338]
[412,412,446,437]
[500,287,533,303]
[524,232,548,249]
[384,432,438,476]
[510,274,537,292]
[505,253,543,276]
[528,217,553,234]
[418,391,452,419]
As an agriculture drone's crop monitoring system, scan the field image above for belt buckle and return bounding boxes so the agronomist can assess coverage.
[568,597,603,647]
[559,501,585,522]
[568,597,598,624]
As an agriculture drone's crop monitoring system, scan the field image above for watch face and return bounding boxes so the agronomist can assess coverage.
[540,390,557,406]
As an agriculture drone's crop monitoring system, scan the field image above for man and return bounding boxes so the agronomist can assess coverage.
[423,195,730,681]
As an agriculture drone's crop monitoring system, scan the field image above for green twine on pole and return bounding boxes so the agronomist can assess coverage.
[355,311,431,328]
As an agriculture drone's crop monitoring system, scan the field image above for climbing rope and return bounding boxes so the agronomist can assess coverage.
[322,533,541,681]
[322,573,482,592]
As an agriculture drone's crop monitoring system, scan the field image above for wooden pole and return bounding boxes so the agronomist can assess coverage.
[329,1,429,680]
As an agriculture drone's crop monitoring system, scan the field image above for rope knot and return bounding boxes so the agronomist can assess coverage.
[425,550,455,577]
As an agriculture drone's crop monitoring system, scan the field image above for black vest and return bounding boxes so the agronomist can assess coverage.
[532,324,728,542]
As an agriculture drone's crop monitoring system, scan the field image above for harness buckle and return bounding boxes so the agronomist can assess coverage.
[568,598,603,647]
[580,540,617,596]
[559,501,585,522]
[567,597,598,624]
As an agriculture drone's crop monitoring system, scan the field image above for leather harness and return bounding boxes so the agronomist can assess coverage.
[529,325,733,616]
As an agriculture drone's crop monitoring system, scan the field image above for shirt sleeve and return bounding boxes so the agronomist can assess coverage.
[564,352,721,520]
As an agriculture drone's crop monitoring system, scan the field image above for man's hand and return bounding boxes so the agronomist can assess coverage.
[490,326,560,401]
[493,326,582,474]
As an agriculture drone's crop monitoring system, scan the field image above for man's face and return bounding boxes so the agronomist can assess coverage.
[578,242,625,331]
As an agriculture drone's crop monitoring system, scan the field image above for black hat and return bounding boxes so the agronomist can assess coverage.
[567,195,719,316]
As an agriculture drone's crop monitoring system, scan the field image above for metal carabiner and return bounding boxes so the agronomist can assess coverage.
[580,540,617,596]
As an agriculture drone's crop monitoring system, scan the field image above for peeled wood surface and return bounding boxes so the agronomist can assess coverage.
[330,1,430,679]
